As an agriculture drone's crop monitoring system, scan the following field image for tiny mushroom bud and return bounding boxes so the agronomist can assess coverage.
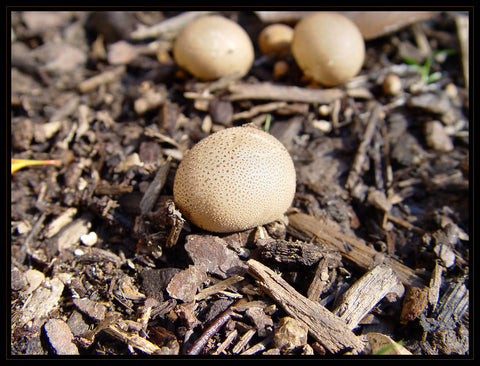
[382,73,403,96]
[291,12,365,86]
[258,23,294,57]
[173,15,254,81]
[173,126,296,233]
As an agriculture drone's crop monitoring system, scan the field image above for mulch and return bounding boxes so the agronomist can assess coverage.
[9,10,470,357]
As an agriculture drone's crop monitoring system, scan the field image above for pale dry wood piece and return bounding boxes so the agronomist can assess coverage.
[232,328,256,354]
[228,82,346,104]
[212,329,238,355]
[15,277,64,327]
[44,207,78,238]
[287,212,424,287]
[240,336,272,355]
[194,275,244,301]
[306,258,331,301]
[428,260,443,312]
[247,259,366,354]
[333,264,402,330]
[77,66,126,93]
[345,103,382,191]
[454,13,469,88]
[130,11,215,40]
[43,318,79,355]
[105,322,161,354]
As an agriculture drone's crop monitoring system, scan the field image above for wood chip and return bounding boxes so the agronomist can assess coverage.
[185,234,247,279]
[400,285,429,324]
[333,264,402,330]
[43,318,79,355]
[16,277,64,327]
[166,265,208,303]
[247,259,366,354]
[104,322,161,354]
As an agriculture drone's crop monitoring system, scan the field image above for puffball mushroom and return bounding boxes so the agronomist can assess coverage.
[258,23,294,57]
[291,12,365,86]
[173,126,296,233]
[173,15,254,81]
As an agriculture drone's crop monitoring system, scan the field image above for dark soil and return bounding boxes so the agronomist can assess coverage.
[9,10,470,357]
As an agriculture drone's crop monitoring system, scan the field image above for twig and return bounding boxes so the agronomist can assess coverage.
[78,66,126,93]
[228,82,345,104]
[247,259,366,354]
[130,11,214,40]
[186,299,245,355]
[345,103,382,191]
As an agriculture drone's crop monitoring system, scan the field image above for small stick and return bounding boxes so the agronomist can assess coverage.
[228,82,345,104]
[186,299,244,355]
[78,66,126,93]
[345,103,381,191]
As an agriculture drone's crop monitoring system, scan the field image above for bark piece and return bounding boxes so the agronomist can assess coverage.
[43,318,79,355]
[400,285,429,324]
[247,259,366,354]
[287,212,424,287]
[333,264,403,329]
[185,234,247,278]
[166,265,208,303]
[257,238,325,266]
[73,297,107,322]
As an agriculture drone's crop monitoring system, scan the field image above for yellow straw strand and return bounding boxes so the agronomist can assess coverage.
[11,158,59,174]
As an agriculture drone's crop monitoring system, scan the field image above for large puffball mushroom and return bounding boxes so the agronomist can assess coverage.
[258,23,294,57]
[173,126,296,233]
[173,15,254,81]
[291,12,365,86]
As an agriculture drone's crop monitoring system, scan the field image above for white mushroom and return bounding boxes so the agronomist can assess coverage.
[173,15,254,81]
[173,126,296,233]
[291,12,365,86]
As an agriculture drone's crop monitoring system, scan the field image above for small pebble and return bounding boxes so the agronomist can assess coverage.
[80,231,97,246]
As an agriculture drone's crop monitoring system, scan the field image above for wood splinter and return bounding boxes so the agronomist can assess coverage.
[247,259,366,354]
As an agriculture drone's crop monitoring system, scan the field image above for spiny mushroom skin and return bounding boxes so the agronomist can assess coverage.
[291,12,365,86]
[173,127,296,233]
[173,15,254,81]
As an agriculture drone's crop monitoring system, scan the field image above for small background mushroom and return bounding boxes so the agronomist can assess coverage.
[173,15,254,81]
[291,12,365,86]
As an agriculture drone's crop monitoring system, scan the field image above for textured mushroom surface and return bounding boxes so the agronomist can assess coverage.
[291,12,365,86]
[173,127,296,233]
[173,15,254,81]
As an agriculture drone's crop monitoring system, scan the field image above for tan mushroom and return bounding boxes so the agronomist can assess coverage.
[173,15,254,81]
[173,126,296,233]
[291,12,365,86]
[258,23,294,57]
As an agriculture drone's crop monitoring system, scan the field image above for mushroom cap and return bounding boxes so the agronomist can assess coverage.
[258,23,294,57]
[291,12,365,86]
[173,15,254,81]
[173,126,296,233]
